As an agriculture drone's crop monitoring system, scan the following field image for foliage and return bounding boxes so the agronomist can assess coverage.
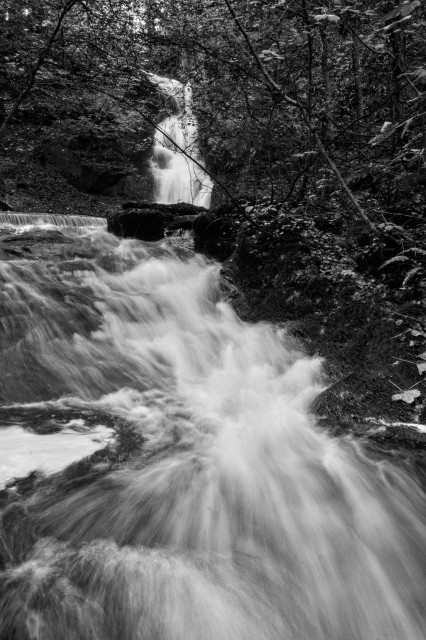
[141,0,426,212]
[1,0,426,222]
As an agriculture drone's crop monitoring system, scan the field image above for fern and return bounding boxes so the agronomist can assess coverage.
[402,266,423,288]
[379,255,410,270]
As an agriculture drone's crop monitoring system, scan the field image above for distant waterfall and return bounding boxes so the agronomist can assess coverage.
[148,74,213,208]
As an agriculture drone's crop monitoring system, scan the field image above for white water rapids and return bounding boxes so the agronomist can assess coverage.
[0,217,425,640]
[149,74,213,207]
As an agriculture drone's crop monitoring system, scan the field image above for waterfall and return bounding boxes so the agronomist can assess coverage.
[0,212,106,228]
[1,216,426,640]
[148,73,213,208]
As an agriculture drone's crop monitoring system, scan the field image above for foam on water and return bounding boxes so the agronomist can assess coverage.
[0,423,112,487]
[0,224,425,640]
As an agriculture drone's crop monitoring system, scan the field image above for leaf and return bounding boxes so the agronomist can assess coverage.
[381,121,393,133]
[400,0,421,17]
[392,389,421,404]
[383,0,420,23]
[403,247,426,256]
[379,255,409,269]
[411,67,426,80]
[417,362,426,375]
[370,122,397,145]
[260,49,284,60]
[401,117,414,137]
[418,351,426,361]
[402,266,422,288]
[314,14,340,22]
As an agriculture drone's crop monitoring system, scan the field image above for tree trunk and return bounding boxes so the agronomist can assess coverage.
[352,26,364,119]
[320,25,334,137]
[387,0,406,144]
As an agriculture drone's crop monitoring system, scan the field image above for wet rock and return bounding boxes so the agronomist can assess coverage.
[2,229,70,244]
[122,201,206,217]
[193,209,235,260]
[57,259,96,274]
[109,202,210,240]
[0,230,74,262]
[107,208,168,241]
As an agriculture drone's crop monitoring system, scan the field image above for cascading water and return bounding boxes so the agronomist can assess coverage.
[149,73,213,208]
[0,215,426,640]
[0,212,107,229]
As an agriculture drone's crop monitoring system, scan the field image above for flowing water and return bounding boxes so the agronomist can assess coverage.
[0,213,107,229]
[149,74,213,208]
[0,216,425,640]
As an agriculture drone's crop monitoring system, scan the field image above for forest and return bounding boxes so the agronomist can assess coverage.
[1,0,425,215]
[1,0,426,423]
[1,3,426,639]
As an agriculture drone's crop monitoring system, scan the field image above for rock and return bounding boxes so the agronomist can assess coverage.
[193,210,235,260]
[109,202,211,240]
[2,229,70,244]
[57,259,96,273]
[79,165,132,195]
[107,208,169,241]
[122,201,206,216]
[170,214,199,230]
[110,201,236,250]
[40,127,154,199]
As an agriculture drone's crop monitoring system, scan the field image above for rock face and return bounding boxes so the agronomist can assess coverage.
[41,135,154,199]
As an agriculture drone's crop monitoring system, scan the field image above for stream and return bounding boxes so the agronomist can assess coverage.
[0,216,425,640]
[1,74,426,640]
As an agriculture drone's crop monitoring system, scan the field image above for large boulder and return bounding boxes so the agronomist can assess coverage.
[122,201,208,233]
[108,202,210,241]
[108,201,237,251]
[107,207,170,241]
